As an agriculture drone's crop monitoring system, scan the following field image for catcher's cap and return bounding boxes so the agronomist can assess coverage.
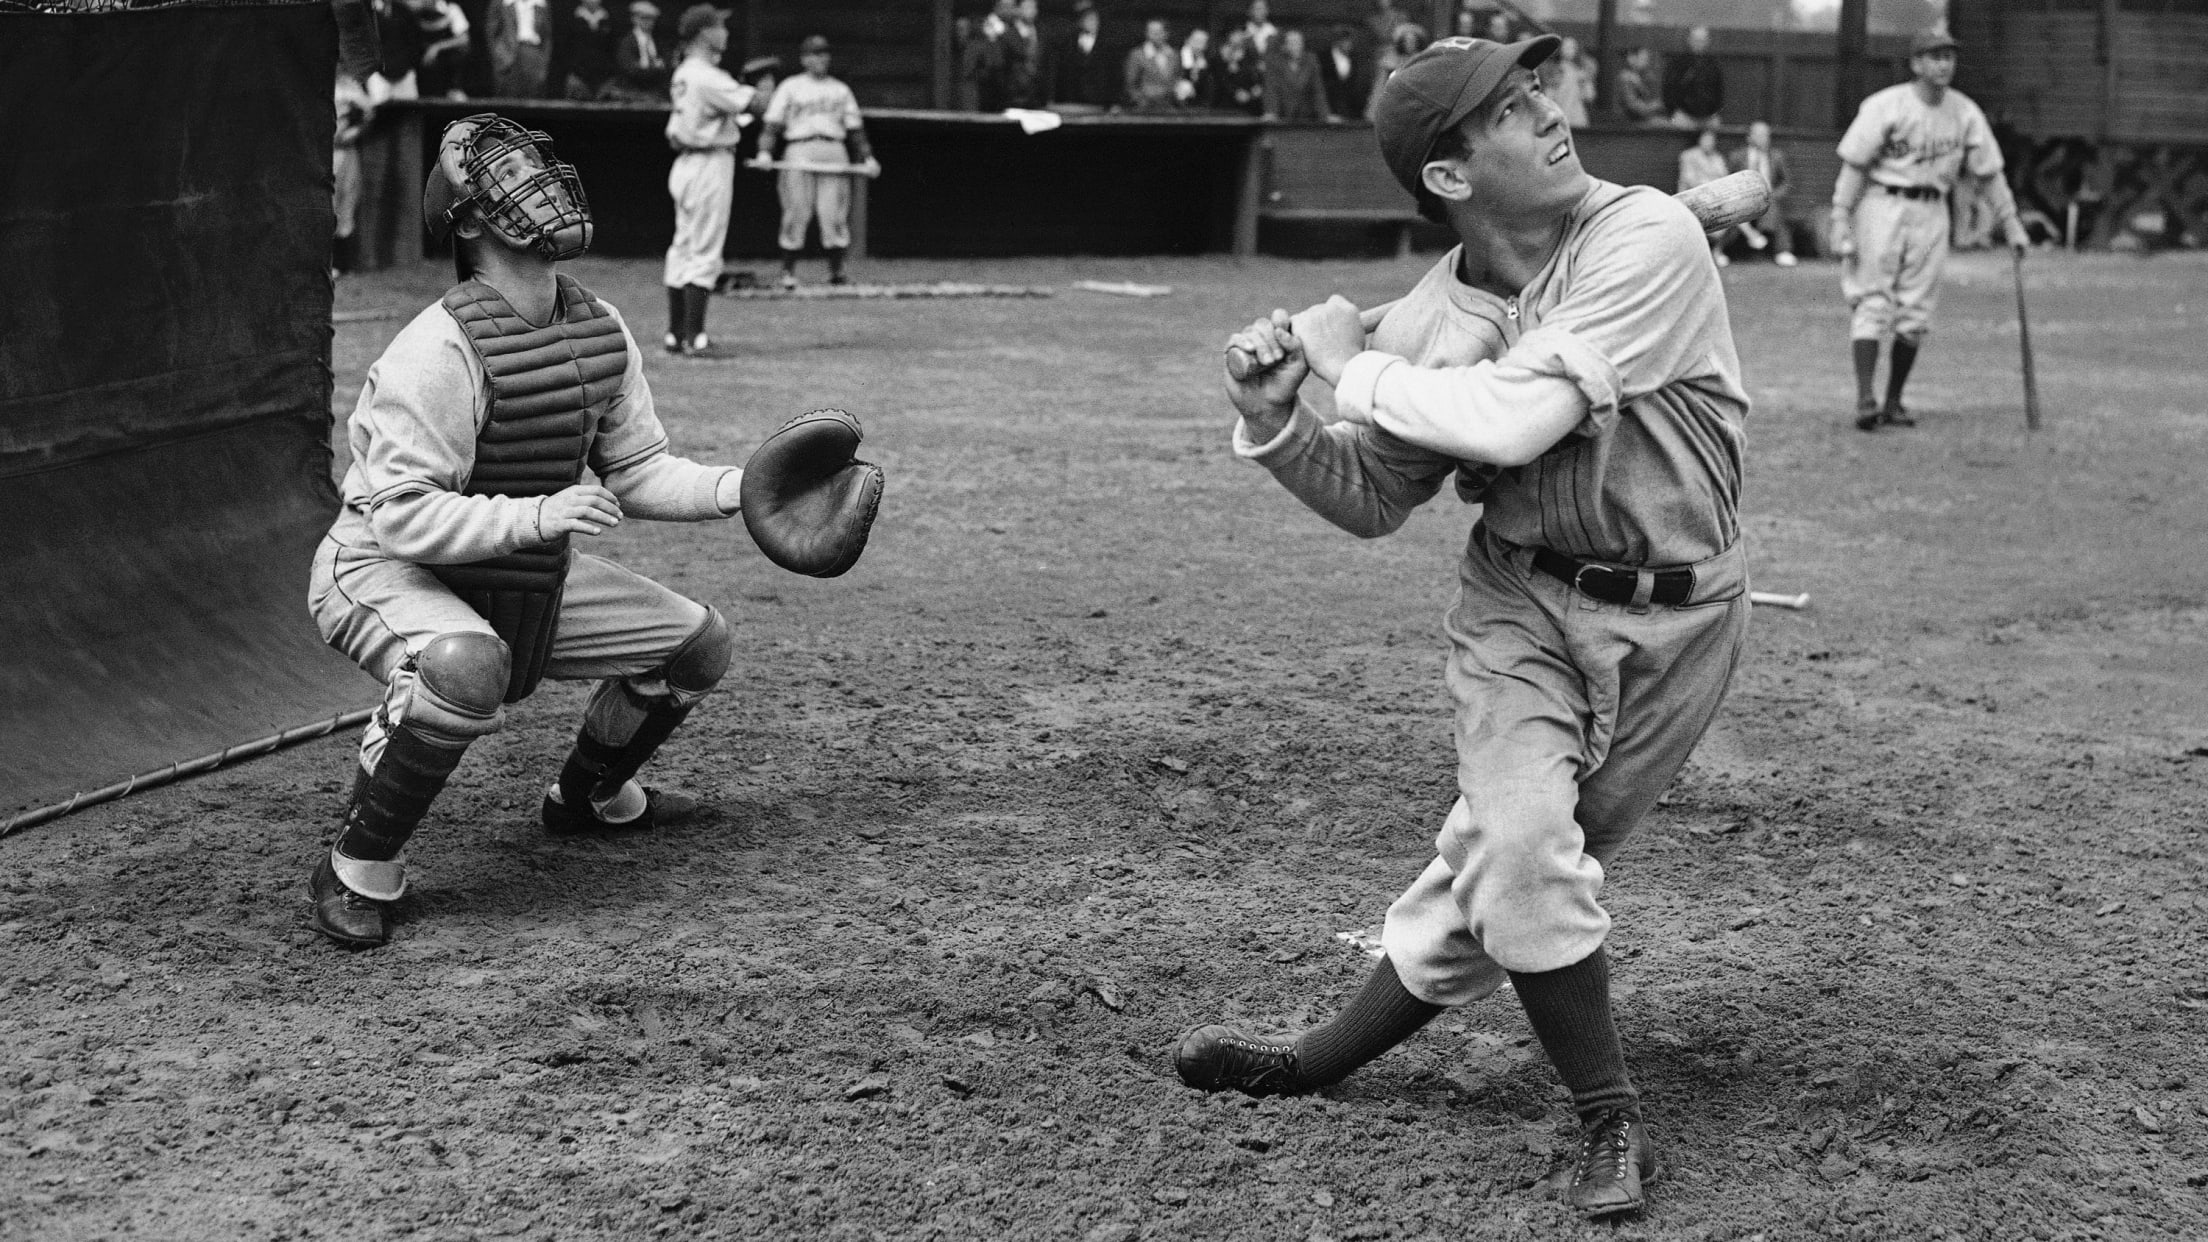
[1372,34,1559,198]
[676,3,723,41]
[627,0,658,16]
[799,34,830,54]
[739,54,781,77]
[1909,27,1958,56]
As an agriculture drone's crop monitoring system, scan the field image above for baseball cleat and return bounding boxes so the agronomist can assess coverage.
[1174,1025,1304,1096]
[1879,400,1915,427]
[1853,397,1884,432]
[777,272,799,291]
[541,786,700,836]
[1562,1107,1657,1218]
[828,273,852,287]
[308,855,391,948]
[1775,251,1798,267]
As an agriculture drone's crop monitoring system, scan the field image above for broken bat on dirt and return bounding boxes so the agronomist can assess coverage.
[1223,169,1771,383]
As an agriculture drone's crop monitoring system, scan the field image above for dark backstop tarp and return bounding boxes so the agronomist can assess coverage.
[1,2,379,818]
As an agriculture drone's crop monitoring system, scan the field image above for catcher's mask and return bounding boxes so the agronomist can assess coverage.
[422,113,593,263]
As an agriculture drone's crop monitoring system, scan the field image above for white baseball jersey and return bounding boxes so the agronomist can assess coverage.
[764,72,862,144]
[665,58,755,150]
[1836,82,2003,194]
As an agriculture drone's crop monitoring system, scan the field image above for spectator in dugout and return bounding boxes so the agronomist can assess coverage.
[1048,1,1115,110]
[1240,0,1278,56]
[411,0,472,98]
[486,0,555,98]
[551,0,619,99]
[1215,27,1265,116]
[1664,25,1725,128]
[1616,45,1667,125]
[1319,24,1371,121]
[1000,0,1045,108]
[1123,17,1182,112]
[605,0,673,101]
[1178,27,1216,110]
[1364,21,1426,121]
[1263,27,1332,122]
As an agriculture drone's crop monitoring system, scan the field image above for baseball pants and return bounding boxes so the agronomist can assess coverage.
[310,540,715,766]
[777,137,852,251]
[1843,189,1949,341]
[1380,524,1751,1007]
[664,148,736,289]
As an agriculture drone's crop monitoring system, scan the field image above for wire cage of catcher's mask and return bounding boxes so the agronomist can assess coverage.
[430,114,595,262]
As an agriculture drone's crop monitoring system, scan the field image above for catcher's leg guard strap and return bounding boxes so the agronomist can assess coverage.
[334,720,471,870]
[556,608,730,807]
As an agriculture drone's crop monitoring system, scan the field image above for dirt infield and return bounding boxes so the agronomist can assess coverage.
[5,249,2205,1241]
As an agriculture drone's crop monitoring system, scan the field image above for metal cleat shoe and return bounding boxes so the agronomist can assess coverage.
[1562,1107,1657,1218]
[541,786,701,836]
[1173,1025,1304,1096]
[1854,396,1884,431]
[1879,400,1915,427]
[308,855,391,948]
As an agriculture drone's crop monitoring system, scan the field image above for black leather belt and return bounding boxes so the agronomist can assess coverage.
[1879,184,1944,201]
[1532,548,1694,607]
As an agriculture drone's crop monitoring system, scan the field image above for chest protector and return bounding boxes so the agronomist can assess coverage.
[428,274,629,702]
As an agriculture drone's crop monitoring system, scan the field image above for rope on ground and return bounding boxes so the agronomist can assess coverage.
[0,707,377,838]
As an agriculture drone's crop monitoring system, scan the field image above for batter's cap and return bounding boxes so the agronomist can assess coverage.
[799,34,830,55]
[739,54,781,77]
[1909,28,1958,56]
[1372,34,1559,199]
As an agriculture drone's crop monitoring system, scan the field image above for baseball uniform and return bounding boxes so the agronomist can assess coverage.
[763,69,865,252]
[1235,180,1751,1003]
[663,55,755,292]
[1835,80,2004,342]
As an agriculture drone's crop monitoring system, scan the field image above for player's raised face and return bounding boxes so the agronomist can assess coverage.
[1912,48,1955,88]
[1438,68,1586,221]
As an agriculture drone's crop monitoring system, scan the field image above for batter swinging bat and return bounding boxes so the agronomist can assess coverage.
[1225,168,1772,383]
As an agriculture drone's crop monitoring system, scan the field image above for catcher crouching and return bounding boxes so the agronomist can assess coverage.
[306,114,881,948]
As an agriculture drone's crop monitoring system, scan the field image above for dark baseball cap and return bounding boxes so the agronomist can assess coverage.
[1373,34,1560,198]
[1909,28,1958,56]
[676,3,723,41]
[800,34,830,54]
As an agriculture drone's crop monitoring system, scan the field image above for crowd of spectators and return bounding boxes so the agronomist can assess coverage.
[953,1,1605,123]
[358,0,701,104]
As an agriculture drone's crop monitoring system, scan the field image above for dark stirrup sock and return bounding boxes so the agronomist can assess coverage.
[1509,946,1640,1121]
[1885,336,1920,408]
[1293,956,1448,1088]
[826,246,846,279]
[665,285,685,342]
[1851,337,1881,406]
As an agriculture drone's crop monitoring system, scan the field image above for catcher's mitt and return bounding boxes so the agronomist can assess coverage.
[739,408,883,578]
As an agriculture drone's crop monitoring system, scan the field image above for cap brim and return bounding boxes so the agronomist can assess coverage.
[1437,35,1562,134]
[1915,37,1958,54]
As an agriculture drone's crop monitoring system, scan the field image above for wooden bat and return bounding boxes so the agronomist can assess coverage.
[748,158,881,179]
[2013,249,2041,431]
[1225,169,1773,382]
[1748,591,1811,610]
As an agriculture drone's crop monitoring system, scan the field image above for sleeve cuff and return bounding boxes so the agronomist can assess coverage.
[1334,351,1401,424]
[712,467,743,516]
[1505,326,1623,438]
[1231,398,1322,466]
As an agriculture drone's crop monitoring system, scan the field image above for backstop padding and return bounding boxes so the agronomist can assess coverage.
[1,1,378,820]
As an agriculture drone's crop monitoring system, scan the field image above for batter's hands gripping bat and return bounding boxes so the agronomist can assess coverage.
[1224,169,1773,383]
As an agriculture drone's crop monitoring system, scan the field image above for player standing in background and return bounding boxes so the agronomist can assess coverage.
[663,3,761,356]
[307,114,746,948]
[1174,35,1753,1220]
[1832,28,2028,432]
[332,70,376,278]
[751,35,879,290]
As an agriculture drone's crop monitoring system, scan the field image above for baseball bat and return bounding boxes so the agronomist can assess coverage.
[1224,169,1772,383]
[748,158,881,179]
[2013,249,2041,431]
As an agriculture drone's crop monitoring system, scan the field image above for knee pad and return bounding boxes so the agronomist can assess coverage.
[402,631,510,740]
[663,606,733,700]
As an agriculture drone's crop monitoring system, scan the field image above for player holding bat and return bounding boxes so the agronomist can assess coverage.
[1173,35,1754,1220]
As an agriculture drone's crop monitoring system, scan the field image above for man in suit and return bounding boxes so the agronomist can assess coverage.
[1262,27,1332,121]
[552,0,620,99]
[999,0,1045,109]
[1319,24,1371,120]
[1049,1,1115,108]
[605,0,672,100]
[1730,120,1796,265]
[1662,25,1724,127]
[486,0,554,97]
[1123,17,1182,112]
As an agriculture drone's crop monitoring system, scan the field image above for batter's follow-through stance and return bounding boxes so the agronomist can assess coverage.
[1832,27,2028,432]
[306,114,882,949]
[1175,36,1752,1219]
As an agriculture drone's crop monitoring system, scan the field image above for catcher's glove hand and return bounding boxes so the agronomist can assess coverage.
[739,408,883,577]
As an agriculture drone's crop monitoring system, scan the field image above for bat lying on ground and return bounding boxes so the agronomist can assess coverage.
[1224,168,1771,383]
